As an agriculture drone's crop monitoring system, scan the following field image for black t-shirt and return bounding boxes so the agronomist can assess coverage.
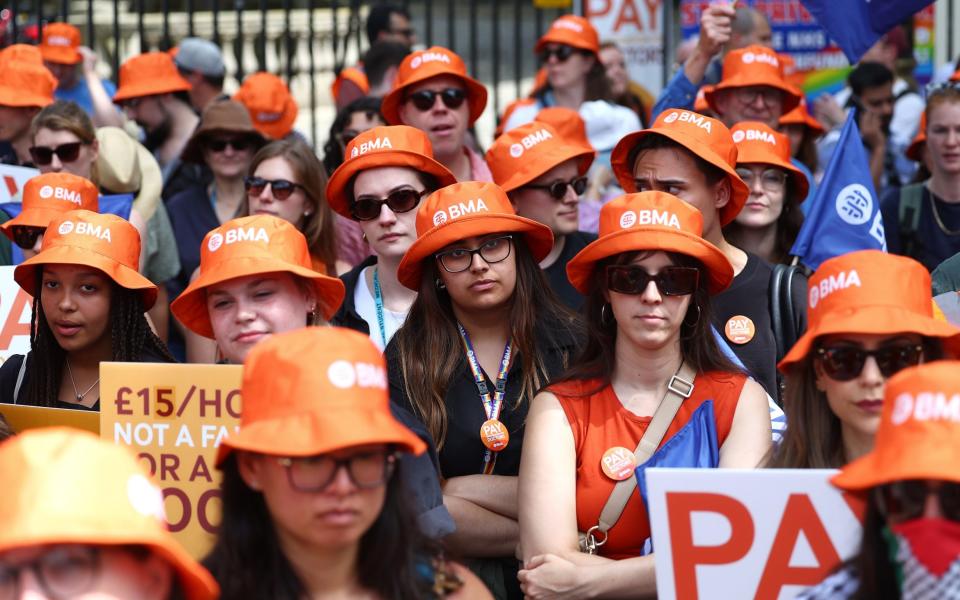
[880,185,960,271]
[544,231,597,311]
[711,252,806,400]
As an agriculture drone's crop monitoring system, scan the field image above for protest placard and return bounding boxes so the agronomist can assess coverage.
[0,163,39,204]
[647,468,863,600]
[0,404,99,434]
[100,362,242,559]
[0,266,34,365]
[587,0,665,95]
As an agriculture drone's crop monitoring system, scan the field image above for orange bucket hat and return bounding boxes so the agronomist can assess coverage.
[705,45,802,114]
[731,121,810,202]
[0,43,45,67]
[486,121,595,193]
[0,428,219,600]
[39,22,82,65]
[381,46,488,127]
[566,191,733,295]
[906,111,927,162]
[113,52,192,104]
[779,250,960,372]
[14,209,157,308]
[0,57,56,108]
[171,215,345,338]
[832,361,960,491]
[534,15,600,55]
[397,181,554,290]
[778,97,825,137]
[233,72,299,140]
[216,326,426,466]
[0,173,99,238]
[694,86,712,113]
[327,125,457,219]
[611,108,750,226]
[535,106,593,153]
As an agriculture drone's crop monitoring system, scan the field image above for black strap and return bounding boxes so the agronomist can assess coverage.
[898,183,925,259]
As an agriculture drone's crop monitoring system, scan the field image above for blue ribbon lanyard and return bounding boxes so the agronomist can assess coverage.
[456,323,512,474]
[373,268,388,348]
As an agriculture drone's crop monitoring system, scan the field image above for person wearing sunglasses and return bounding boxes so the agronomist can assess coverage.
[769,250,960,470]
[0,428,219,600]
[722,122,808,265]
[797,361,960,600]
[499,16,640,170]
[327,125,456,350]
[203,327,491,600]
[487,120,597,309]
[381,46,491,183]
[390,181,581,597]
[517,192,770,599]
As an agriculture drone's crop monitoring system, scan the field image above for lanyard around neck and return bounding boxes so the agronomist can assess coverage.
[373,267,388,348]
[457,322,512,474]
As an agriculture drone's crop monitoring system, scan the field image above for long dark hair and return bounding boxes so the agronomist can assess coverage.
[554,251,740,392]
[723,178,805,265]
[24,270,175,407]
[204,455,439,600]
[844,491,900,600]
[393,239,579,448]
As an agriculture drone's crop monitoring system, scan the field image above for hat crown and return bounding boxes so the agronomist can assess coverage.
[539,15,599,53]
[42,209,141,270]
[725,45,783,75]
[236,72,291,112]
[200,214,312,271]
[239,327,389,430]
[535,107,590,148]
[344,125,434,162]
[807,250,933,327]
[487,122,567,186]
[399,46,468,82]
[731,121,791,163]
[598,192,703,238]
[42,23,79,47]
[652,109,738,168]
[119,52,189,94]
[23,173,99,213]
[416,181,515,236]
[197,99,258,133]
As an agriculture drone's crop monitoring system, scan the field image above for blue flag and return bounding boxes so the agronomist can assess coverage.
[790,111,886,271]
[799,0,934,63]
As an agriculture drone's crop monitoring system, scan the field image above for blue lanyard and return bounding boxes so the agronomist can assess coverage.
[373,268,388,348]
[457,323,512,472]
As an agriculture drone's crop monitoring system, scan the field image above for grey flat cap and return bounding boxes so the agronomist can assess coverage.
[173,37,225,78]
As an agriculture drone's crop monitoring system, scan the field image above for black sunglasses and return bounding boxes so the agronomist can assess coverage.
[524,176,588,200]
[28,142,83,166]
[606,265,700,296]
[407,88,467,112]
[877,480,960,522]
[244,176,304,201]
[538,45,577,64]
[815,344,923,381]
[207,138,253,152]
[351,188,428,221]
[10,226,44,250]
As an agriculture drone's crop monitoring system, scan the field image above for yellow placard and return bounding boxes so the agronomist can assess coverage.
[0,404,100,434]
[534,0,572,8]
[100,362,243,560]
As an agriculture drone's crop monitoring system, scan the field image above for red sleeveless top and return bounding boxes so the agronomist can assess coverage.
[549,371,746,560]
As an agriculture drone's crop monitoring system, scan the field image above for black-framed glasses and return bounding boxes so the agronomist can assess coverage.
[277,450,397,492]
[524,176,588,200]
[10,226,45,251]
[538,45,577,64]
[815,344,923,382]
[733,86,782,106]
[606,265,700,296]
[435,235,513,274]
[206,138,254,153]
[876,480,960,522]
[351,188,427,221]
[406,88,467,112]
[736,168,788,192]
[0,545,100,600]
[244,176,304,201]
[28,142,83,166]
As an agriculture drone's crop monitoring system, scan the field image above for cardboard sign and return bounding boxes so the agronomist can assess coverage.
[647,468,863,600]
[0,266,33,365]
[100,362,242,560]
[587,0,665,96]
[0,163,39,203]
[0,404,100,434]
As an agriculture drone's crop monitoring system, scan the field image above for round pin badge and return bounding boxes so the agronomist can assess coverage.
[480,419,509,452]
[724,315,756,345]
[600,446,637,481]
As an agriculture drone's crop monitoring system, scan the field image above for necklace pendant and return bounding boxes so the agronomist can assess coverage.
[76,394,83,402]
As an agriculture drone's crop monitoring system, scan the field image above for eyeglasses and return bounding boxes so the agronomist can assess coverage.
[736,168,788,192]
[0,545,100,600]
[206,138,253,153]
[244,176,304,201]
[877,480,960,522]
[606,265,700,296]
[523,176,588,200]
[277,450,397,492]
[28,142,84,166]
[435,235,513,274]
[406,88,467,112]
[733,87,782,106]
[538,45,577,64]
[351,188,428,221]
[815,343,924,381]
[10,226,45,251]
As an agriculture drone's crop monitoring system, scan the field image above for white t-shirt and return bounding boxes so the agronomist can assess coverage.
[353,266,408,351]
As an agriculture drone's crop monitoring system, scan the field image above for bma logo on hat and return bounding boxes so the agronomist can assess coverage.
[39,185,54,199]
[207,233,224,252]
[432,197,489,226]
[835,183,873,226]
[554,18,584,33]
[662,110,712,132]
[256,112,282,123]
[58,220,75,235]
[741,51,778,67]
[351,136,393,159]
[733,129,776,145]
[891,392,960,425]
[432,210,448,226]
[663,112,680,124]
[327,359,387,389]
[47,35,72,47]
[58,220,112,242]
[808,269,861,309]
[210,227,270,251]
[411,51,452,70]
[619,210,637,228]
[509,143,524,158]
[513,128,553,158]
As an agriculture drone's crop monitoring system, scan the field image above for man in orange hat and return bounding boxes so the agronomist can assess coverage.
[703,45,801,130]
[39,22,122,128]
[382,46,491,182]
[0,54,57,166]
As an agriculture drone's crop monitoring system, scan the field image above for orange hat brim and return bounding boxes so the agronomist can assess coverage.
[0,88,53,108]
[171,255,346,339]
[216,404,427,466]
[39,45,81,65]
[0,207,72,238]
[705,78,802,114]
[494,144,596,194]
[113,78,191,104]
[831,440,960,491]
[734,147,810,204]
[566,228,733,295]
[382,73,488,127]
[534,29,599,55]
[249,97,299,140]
[14,245,158,309]
[397,213,555,290]
[906,137,925,162]
[779,109,825,137]
[611,129,750,226]
[327,150,458,219]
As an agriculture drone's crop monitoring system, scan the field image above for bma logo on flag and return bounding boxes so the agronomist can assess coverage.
[835,184,872,225]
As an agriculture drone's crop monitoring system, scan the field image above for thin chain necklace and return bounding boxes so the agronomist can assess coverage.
[928,186,960,236]
[65,360,100,403]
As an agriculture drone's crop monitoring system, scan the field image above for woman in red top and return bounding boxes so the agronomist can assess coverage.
[517,191,771,598]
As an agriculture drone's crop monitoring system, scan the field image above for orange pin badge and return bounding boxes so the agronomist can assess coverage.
[601,446,637,481]
[480,418,509,452]
[724,314,756,344]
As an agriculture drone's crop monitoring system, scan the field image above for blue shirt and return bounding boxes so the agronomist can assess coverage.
[55,77,118,117]
[652,68,700,120]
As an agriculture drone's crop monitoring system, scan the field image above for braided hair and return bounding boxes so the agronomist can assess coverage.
[23,269,175,407]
